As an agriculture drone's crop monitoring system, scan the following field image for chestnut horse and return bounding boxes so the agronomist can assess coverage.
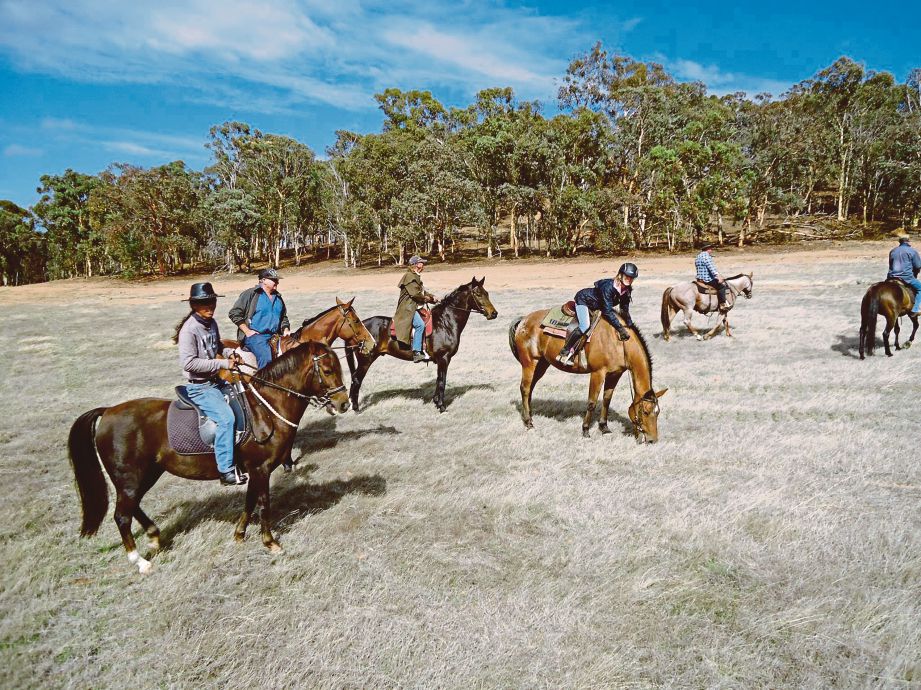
[223,297,376,365]
[344,278,498,413]
[67,342,350,573]
[509,313,666,441]
[859,279,920,358]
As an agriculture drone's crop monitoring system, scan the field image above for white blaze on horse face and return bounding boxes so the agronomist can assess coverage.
[127,550,152,574]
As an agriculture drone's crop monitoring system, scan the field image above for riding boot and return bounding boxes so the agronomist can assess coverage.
[557,327,584,365]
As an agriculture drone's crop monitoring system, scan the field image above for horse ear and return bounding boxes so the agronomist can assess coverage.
[336,296,344,305]
[346,296,355,307]
[655,388,668,399]
[477,276,485,286]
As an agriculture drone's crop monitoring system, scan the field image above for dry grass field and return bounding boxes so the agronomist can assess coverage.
[2,242,920,688]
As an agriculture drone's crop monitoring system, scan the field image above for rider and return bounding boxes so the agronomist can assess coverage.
[558,262,638,366]
[229,267,291,370]
[887,230,921,316]
[395,255,438,363]
[175,282,247,486]
[695,243,729,312]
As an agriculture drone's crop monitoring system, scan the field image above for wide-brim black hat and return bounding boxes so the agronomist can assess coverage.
[701,243,715,251]
[182,282,223,301]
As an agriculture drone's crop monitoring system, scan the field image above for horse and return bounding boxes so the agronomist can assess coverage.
[67,342,350,573]
[509,312,666,441]
[344,277,498,413]
[223,297,376,364]
[661,273,754,340]
[859,280,920,358]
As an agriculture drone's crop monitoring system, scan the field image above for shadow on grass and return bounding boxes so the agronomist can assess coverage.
[511,397,634,435]
[360,381,496,410]
[831,333,863,359]
[154,468,387,549]
[292,415,400,457]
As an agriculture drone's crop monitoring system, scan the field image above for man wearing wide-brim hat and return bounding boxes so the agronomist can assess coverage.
[394,256,438,362]
[228,267,291,369]
[694,243,729,312]
[887,230,921,316]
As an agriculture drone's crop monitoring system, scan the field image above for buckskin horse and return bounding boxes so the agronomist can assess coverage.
[67,342,350,573]
[661,273,754,340]
[509,312,666,440]
[859,279,920,358]
[344,277,498,413]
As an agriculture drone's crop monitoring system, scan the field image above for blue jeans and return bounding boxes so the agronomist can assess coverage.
[412,311,425,351]
[575,303,591,331]
[185,382,235,473]
[905,277,921,312]
[243,333,274,369]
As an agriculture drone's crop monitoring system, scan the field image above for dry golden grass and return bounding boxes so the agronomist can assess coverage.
[1,243,920,688]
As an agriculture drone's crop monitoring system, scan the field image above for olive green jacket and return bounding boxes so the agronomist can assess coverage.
[393,269,433,345]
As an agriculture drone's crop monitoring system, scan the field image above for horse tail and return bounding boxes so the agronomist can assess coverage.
[661,287,674,333]
[861,286,880,357]
[508,317,523,363]
[67,407,109,537]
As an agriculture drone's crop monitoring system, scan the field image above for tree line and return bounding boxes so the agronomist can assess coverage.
[2,48,920,286]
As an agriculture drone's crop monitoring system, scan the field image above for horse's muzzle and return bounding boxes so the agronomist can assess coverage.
[487,310,498,320]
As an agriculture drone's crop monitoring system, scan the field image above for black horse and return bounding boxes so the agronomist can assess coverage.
[859,279,920,358]
[344,277,498,412]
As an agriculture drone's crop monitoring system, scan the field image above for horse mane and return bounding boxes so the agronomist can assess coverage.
[726,273,747,281]
[257,341,315,383]
[432,282,471,320]
[300,304,338,328]
[631,324,653,381]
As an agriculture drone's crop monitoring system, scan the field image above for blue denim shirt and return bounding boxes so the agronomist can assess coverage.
[249,291,283,334]
[887,241,921,281]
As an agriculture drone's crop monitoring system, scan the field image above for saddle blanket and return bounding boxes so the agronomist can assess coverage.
[389,309,434,338]
[540,305,598,340]
[166,390,248,456]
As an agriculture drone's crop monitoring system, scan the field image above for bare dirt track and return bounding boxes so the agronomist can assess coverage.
[2,241,919,688]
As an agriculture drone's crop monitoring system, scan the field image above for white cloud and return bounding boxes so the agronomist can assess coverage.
[0,0,608,111]
[669,58,790,97]
[3,144,43,157]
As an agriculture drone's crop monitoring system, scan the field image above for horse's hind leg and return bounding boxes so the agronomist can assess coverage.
[582,371,605,438]
[683,308,702,340]
[598,371,624,435]
[254,471,282,553]
[883,315,895,356]
[113,493,151,574]
[894,318,901,350]
[907,317,919,348]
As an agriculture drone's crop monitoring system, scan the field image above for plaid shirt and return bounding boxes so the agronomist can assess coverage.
[695,251,719,281]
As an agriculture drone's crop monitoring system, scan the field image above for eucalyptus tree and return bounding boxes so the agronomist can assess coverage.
[33,170,101,278]
[0,200,45,285]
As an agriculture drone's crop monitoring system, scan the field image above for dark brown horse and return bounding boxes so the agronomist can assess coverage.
[344,277,498,413]
[859,280,920,358]
[224,297,376,366]
[68,342,350,573]
[510,312,666,440]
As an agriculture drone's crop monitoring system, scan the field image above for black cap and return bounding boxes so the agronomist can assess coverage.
[183,282,223,301]
[258,267,282,281]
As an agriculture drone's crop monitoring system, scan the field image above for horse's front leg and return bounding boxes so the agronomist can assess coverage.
[433,355,452,413]
[234,476,259,543]
[520,358,549,429]
[883,316,895,356]
[582,371,605,438]
[894,318,901,350]
[907,316,919,348]
[723,313,732,338]
[683,308,702,340]
[703,314,724,340]
[598,371,624,435]
[252,469,282,552]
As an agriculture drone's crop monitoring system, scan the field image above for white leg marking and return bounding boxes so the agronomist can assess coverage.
[127,550,153,574]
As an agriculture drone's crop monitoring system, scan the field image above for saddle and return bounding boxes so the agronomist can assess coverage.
[539,305,601,341]
[167,384,251,455]
[389,309,435,355]
[694,280,719,295]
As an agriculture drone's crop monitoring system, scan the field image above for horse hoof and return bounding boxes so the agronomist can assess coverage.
[437,406,446,414]
[582,429,591,438]
[599,425,612,435]
[138,560,153,575]
[904,342,912,349]
[887,352,893,357]
[695,334,703,341]
[266,542,284,554]
[524,420,534,430]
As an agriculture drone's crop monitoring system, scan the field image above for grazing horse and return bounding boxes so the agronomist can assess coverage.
[509,313,666,440]
[859,280,920,358]
[345,277,498,413]
[661,273,754,340]
[224,297,376,364]
[67,342,350,573]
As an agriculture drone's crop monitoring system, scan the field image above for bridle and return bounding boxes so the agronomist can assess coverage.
[629,391,660,444]
[439,288,490,315]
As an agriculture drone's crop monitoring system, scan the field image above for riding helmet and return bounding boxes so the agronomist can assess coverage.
[618,262,639,278]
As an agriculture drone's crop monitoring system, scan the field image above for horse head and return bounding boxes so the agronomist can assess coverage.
[742,272,754,299]
[335,296,376,355]
[465,276,498,320]
[629,388,667,444]
[303,341,350,414]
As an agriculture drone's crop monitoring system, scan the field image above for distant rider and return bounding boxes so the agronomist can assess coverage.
[394,256,438,363]
[888,230,921,316]
[695,243,729,312]
[558,262,638,366]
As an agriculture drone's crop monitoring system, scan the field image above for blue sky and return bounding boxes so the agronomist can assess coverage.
[1,0,918,209]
